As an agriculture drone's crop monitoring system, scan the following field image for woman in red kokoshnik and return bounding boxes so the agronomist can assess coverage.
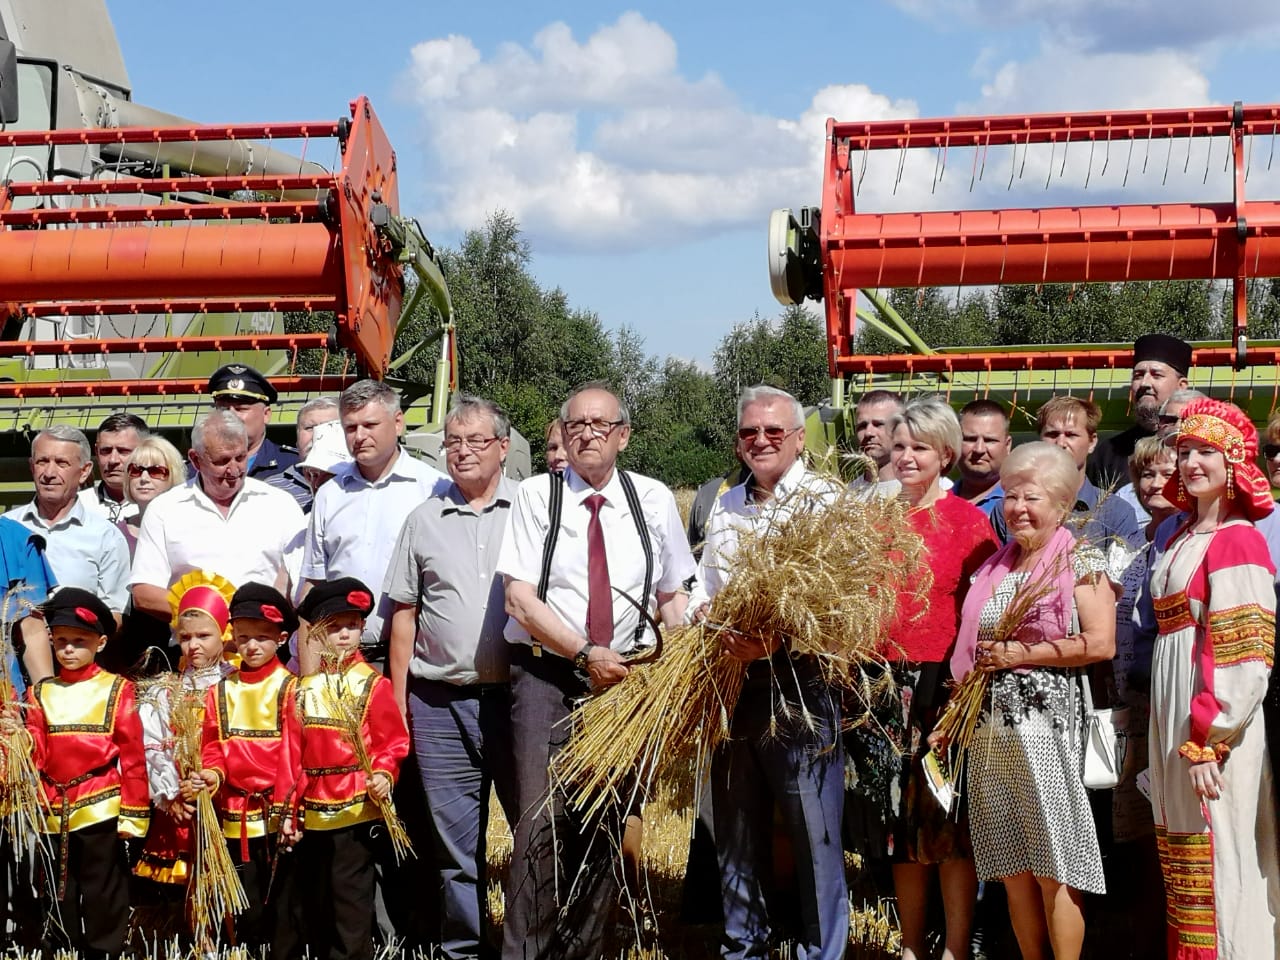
[1148,398,1280,958]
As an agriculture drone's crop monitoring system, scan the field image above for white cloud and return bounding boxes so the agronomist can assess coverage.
[398,13,917,252]
[890,0,1280,52]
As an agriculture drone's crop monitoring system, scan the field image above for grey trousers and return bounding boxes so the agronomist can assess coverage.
[500,645,628,960]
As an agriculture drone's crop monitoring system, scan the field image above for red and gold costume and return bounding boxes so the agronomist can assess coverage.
[27,663,149,838]
[277,653,409,832]
[201,658,297,856]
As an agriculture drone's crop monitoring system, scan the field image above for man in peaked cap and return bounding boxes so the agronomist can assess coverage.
[1088,333,1192,488]
[208,364,307,508]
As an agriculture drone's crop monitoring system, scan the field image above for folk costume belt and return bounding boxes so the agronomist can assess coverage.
[42,761,115,900]
[223,783,274,861]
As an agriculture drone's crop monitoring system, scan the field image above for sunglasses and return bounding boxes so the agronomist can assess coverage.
[127,463,171,480]
[1264,444,1280,460]
[737,425,800,444]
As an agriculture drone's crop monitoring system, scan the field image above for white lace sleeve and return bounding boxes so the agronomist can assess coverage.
[139,688,180,802]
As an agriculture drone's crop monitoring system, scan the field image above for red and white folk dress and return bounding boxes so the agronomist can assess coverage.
[1149,520,1280,959]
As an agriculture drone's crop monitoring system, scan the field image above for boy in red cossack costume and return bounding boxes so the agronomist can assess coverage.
[22,587,149,960]
[275,577,409,960]
[132,571,235,946]
[194,582,298,949]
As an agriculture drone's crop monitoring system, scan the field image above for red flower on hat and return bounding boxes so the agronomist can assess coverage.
[261,604,283,623]
[75,607,97,625]
[347,590,373,610]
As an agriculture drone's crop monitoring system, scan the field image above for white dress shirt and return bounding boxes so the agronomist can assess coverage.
[5,498,131,611]
[691,459,839,609]
[303,448,447,646]
[77,483,139,525]
[497,466,696,652]
[129,476,306,592]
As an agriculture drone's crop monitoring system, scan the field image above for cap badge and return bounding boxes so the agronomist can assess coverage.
[261,604,283,623]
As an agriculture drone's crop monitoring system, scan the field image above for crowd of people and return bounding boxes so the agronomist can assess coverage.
[0,335,1278,960]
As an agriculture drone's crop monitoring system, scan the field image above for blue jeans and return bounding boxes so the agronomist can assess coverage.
[712,655,848,960]
[410,678,517,960]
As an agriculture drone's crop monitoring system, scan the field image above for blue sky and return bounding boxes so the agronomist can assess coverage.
[107,1,1280,365]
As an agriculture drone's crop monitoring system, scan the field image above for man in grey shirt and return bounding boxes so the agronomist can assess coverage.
[385,393,518,959]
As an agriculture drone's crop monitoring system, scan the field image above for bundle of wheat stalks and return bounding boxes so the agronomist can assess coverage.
[137,674,248,943]
[554,485,929,820]
[314,637,414,862]
[0,594,52,863]
[930,554,1067,770]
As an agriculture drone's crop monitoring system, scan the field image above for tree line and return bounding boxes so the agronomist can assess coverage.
[302,211,1280,487]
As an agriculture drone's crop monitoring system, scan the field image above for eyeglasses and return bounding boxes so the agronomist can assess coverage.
[443,435,501,452]
[736,425,801,445]
[127,463,170,480]
[562,418,625,438]
[1157,414,1181,426]
[1264,444,1280,459]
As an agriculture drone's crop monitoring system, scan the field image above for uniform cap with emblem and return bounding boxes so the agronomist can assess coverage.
[297,576,375,623]
[229,582,299,635]
[208,363,278,405]
[42,587,115,638]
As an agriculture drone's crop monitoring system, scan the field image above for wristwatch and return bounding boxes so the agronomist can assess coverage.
[573,643,592,671]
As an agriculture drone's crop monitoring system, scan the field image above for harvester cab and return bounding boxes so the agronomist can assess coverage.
[770,101,1280,472]
[0,1,530,504]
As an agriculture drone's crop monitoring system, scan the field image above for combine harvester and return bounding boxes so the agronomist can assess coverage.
[769,101,1280,447]
[0,1,529,502]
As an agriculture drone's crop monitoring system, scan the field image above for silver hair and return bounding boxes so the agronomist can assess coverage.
[297,396,339,422]
[1001,441,1078,512]
[33,425,92,465]
[339,380,400,418]
[887,395,962,468]
[1160,388,1206,414]
[446,393,511,440]
[191,409,247,455]
[736,384,804,429]
[560,381,631,427]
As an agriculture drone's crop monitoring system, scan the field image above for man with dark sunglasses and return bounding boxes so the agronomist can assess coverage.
[1089,334,1191,489]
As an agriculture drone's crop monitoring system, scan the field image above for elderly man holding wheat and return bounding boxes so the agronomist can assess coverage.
[496,381,695,960]
[688,384,849,960]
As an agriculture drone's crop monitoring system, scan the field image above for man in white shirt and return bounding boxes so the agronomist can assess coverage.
[497,381,695,960]
[77,412,148,524]
[301,379,446,668]
[129,410,306,622]
[690,384,849,960]
[6,426,130,618]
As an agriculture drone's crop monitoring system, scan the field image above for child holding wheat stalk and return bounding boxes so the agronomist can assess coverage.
[134,571,241,946]
[277,577,410,960]
[191,582,300,952]
[22,587,149,959]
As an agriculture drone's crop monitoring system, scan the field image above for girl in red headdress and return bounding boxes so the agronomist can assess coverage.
[1148,398,1280,959]
[132,572,236,932]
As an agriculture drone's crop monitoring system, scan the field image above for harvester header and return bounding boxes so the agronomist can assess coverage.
[0,96,451,400]
[771,101,1280,379]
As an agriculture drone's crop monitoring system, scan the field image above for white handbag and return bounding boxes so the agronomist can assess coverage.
[1080,669,1128,790]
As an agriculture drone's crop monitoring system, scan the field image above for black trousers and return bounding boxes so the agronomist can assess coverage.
[1,833,41,949]
[228,833,279,948]
[278,821,381,960]
[43,818,130,960]
[501,644,628,960]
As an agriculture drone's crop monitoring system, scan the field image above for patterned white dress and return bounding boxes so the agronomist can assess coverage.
[967,548,1107,894]
[1148,520,1280,959]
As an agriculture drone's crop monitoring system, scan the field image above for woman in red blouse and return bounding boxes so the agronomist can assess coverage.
[886,395,999,960]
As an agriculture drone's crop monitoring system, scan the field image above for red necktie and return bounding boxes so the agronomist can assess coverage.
[584,494,613,647]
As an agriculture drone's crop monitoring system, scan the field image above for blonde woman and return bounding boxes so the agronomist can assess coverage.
[117,436,185,557]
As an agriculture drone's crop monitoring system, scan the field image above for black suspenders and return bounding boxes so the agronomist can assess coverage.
[536,471,655,645]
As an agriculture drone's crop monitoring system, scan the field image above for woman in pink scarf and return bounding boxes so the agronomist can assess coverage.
[944,441,1116,960]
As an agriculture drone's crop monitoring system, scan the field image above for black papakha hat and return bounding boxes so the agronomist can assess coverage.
[296,577,375,623]
[208,363,278,405]
[229,583,299,635]
[1133,334,1193,376]
[43,587,115,638]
